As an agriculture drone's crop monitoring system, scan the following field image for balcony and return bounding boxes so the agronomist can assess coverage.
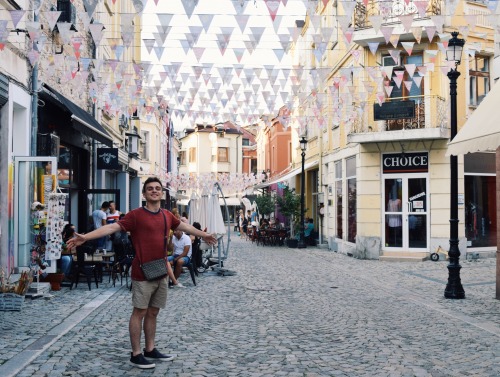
[347,95,449,144]
[353,0,443,30]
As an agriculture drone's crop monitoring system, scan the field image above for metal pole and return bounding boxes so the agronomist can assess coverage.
[444,68,465,299]
[298,150,306,249]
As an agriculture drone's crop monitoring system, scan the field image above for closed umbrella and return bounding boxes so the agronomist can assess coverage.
[197,188,210,231]
[188,192,199,225]
[207,185,226,236]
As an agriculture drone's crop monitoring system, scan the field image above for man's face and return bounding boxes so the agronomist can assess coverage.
[143,182,162,203]
[109,202,116,212]
[174,229,183,239]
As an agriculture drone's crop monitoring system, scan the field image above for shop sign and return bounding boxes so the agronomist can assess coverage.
[97,148,119,170]
[383,152,428,174]
[374,100,415,121]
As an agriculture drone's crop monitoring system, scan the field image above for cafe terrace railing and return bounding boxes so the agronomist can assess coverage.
[348,94,447,134]
[353,0,443,30]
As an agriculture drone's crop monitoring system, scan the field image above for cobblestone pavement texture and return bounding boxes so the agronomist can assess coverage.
[1,235,499,377]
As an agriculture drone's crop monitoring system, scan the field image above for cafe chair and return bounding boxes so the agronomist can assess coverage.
[71,245,99,291]
[111,239,133,288]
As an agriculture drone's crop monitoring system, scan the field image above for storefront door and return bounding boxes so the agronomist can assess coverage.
[69,189,120,233]
[383,175,429,251]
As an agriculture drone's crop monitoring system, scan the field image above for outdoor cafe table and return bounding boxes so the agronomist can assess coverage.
[71,252,115,282]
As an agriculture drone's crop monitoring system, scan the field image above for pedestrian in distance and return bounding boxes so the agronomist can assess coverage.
[92,201,109,249]
[66,177,217,369]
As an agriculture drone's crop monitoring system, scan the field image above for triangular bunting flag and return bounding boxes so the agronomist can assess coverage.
[42,11,61,32]
[381,26,394,44]
[425,26,436,42]
[198,14,214,32]
[264,0,280,21]
[411,26,423,43]
[9,10,26,29]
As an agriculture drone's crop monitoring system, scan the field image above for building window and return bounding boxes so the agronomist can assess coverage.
[469,55,490,106]
[346,157,357,243]
[334,160,342,239]
[141,130,149,160]
[179,151,186,165]
[383,53,424,99]
[218,147,229,162]
[242,138,250,146]
[189,147,196,163]
[57,0,75,24]
[464,153,496,248]
[250,159,257,174]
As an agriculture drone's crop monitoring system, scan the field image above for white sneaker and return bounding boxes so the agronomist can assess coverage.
[174,282,185,288]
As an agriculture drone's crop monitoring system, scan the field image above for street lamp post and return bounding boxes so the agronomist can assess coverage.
[444,31,466,299]
[297,136,308,249]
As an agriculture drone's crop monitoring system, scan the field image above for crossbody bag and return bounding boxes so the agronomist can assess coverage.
[138,210,169,281]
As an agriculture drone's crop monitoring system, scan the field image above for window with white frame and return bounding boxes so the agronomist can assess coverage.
[140,130,150,160]
[469,55,490,106]
[218,147,228,162]
[334,160,342,239]
[346,156,357,243]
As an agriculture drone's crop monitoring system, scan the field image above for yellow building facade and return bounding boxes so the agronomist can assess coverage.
[290,0,496,259]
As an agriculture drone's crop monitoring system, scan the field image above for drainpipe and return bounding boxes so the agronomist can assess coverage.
[30,12,38,157]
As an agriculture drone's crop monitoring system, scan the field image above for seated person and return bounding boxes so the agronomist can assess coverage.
[61,223,76,278]
[304,218,315,244]
[167,228,192,280]
[187,222,203,269]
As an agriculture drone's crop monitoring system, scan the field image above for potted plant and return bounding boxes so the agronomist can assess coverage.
[276,187,303,248]
[254,193,276,223]
[44,271,65,291]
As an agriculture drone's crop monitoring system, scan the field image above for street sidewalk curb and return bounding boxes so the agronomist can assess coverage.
[0,286,121,377]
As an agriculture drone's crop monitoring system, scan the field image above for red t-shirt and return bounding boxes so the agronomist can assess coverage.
[118,207,180,281]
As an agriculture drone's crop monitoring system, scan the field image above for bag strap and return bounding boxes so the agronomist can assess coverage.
[137,209,168,266]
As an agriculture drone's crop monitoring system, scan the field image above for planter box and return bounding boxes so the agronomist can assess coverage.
[0,293,25,311]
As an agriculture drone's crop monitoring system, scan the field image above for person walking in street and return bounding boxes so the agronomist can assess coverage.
[92,201,109,250]
[66,177,217,369]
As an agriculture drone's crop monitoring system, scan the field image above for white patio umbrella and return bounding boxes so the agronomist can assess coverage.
[187,192,199,225]
[207,185,226,236]
[241,197,252,213]
[196,188,210,231]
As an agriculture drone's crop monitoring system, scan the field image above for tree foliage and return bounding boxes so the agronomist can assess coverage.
[276,187,303,234]
[254,193,275,217]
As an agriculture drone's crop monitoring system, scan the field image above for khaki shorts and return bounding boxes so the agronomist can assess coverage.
[131,279,168,309]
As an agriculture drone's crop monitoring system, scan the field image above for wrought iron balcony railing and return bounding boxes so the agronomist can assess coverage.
[354,0,443,30]
[349,95,447,134]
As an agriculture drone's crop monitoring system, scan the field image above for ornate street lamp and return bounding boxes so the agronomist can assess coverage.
[445,31,465,299]
[297,136,308,249]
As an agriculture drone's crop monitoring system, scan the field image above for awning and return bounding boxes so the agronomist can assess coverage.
[447,81,500,156]
[254,160,319,189]
[219,197,241,206]
[41,85,113,147]
[178,197,241,206]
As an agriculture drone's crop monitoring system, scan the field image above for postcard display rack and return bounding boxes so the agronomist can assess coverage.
[29,192,67,298]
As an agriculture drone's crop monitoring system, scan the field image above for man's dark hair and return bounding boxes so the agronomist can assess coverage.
[142,177,163,193]
[109,200,115,205]
[101,201,110,209]
[193,222,201,230]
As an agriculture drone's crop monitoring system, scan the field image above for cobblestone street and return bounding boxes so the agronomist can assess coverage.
[1,235,499,377]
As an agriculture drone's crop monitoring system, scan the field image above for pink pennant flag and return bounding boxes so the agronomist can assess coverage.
[381,66,394,79]
[389,49,401,64]
[193,47,205,62]
[413,76,423,88]
[343,27,354,44]
[27,49,40,66]
[264,0,280,22]
[350,49,361,63]
[369,15,384,34]
[233,48,244,63]
[403,81,413,91]
[376,92,386,105]
[430,15,444,33]
[380,26,394,44]
[399,15,414,32]
[413,1,429,18]
[389,34,400,48]
[411,26,423,43]
[425,26,436,42]
[42,11,61,32]
[405,63,416,77]
[384,85,394,97]
[401,41,415,56]
[89,23,105,46]
[417,66,427,76]
[393,75,403,89]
